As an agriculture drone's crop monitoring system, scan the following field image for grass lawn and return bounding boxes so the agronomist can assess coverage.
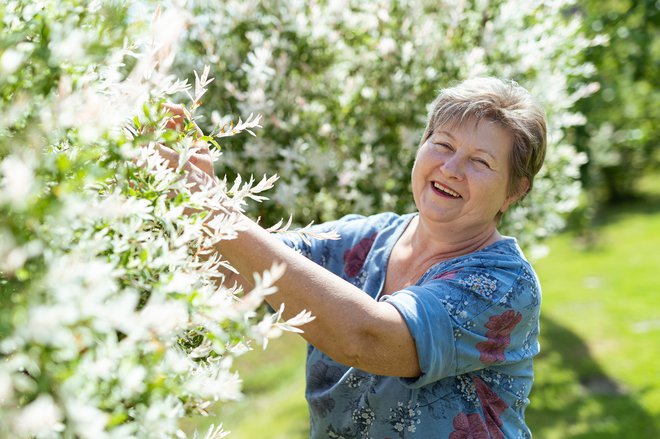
[527,175,660,438]
[186,174,660,438]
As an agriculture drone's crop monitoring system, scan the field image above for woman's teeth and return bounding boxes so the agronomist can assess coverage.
[433,182,460,198]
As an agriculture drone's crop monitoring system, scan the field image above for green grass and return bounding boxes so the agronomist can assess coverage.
[527,176,660,438]
[186,174,660,438]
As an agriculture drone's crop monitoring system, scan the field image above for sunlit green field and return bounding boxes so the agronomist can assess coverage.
[528,189,660,438]
[187,175,660,438]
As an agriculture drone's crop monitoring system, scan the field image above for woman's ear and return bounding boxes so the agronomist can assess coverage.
[501,177,530,213]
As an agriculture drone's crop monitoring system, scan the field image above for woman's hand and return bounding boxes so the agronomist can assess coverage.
[162,103,204,138]
[154,143,217,193]
[159,103,217,191]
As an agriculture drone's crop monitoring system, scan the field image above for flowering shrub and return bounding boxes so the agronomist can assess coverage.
[178,0,598,255]
[0,1,312,437]
[573,0,659,204]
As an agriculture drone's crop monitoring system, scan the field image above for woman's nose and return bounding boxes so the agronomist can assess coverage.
[441,154,464,180]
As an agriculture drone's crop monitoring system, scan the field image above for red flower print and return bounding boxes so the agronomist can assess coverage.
[449,412,489,439]
[476,310,523,365]
[432,269,461,280]
[484,310,522,339]
[473,376,508,439]
[475,339,508,364]
[343,232,377,277]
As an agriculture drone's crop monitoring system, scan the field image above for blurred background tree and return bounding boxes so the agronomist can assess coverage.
[572,0,659,209]
[175,0,598,255]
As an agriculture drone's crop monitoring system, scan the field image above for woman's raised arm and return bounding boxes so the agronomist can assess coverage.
[214,213,421,378]
[154,136,420,377]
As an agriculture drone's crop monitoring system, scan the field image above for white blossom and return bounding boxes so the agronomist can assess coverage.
[13,395,64,437]
[49,28,88,63]
[0,48,24,74]
[0,154,35,206]
[377,37,397,55]
[186,365,243,402]
[0,367,13,403]
[65,402,110,439]
[137,299,189,338]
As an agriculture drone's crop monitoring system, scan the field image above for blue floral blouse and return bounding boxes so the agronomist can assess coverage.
[278,212,541,438]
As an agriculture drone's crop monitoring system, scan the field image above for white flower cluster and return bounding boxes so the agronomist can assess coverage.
[0,1,313,437]
[178,0,599,250]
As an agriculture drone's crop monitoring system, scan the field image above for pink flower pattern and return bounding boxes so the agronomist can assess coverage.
[343,232,377,277]
[484,309,523,339]
[449,377,509,439]
[474,376,508,439]
[476,310,523,365]
[475,339,509,364]
[449,412,489,439]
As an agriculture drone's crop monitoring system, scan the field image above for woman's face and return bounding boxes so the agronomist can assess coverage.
[411,119,518,235]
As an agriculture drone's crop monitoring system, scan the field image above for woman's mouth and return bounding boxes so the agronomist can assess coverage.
[431,181,461,198]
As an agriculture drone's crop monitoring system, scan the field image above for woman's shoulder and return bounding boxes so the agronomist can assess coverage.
[419,238,540,303]
[449,237,533,273]
[281,212,408,260]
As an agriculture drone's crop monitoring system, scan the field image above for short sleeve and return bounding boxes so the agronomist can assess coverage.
[275,213,399,278]
[381,256,541,388]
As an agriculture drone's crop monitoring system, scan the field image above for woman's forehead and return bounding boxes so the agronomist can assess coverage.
[430,119,514,156]
[431,115,504,133]
[431,118,511,141]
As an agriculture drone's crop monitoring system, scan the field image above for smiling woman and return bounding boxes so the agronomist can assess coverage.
[158,77,547,438]
[412,121,517,238]
[421,77,547,201]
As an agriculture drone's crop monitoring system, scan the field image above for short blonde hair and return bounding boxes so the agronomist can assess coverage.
[421,77,547,198]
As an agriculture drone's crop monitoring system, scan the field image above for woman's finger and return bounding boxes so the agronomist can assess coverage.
[155,142,213,177]
[162,103,185,131]
[154,143,216,191]
[155,143,180,168]
[191,140,211,156]
[190,140,214,176]
[189,154,214,177]
[162,103,204,137]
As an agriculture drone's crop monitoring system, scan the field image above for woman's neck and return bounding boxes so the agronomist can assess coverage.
[404,214,501,264]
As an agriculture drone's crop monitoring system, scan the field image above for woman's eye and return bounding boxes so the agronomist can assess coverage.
[473,158,491,168]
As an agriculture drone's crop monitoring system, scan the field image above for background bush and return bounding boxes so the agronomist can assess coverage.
[571,0,659,206]
[177,0,599,255]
